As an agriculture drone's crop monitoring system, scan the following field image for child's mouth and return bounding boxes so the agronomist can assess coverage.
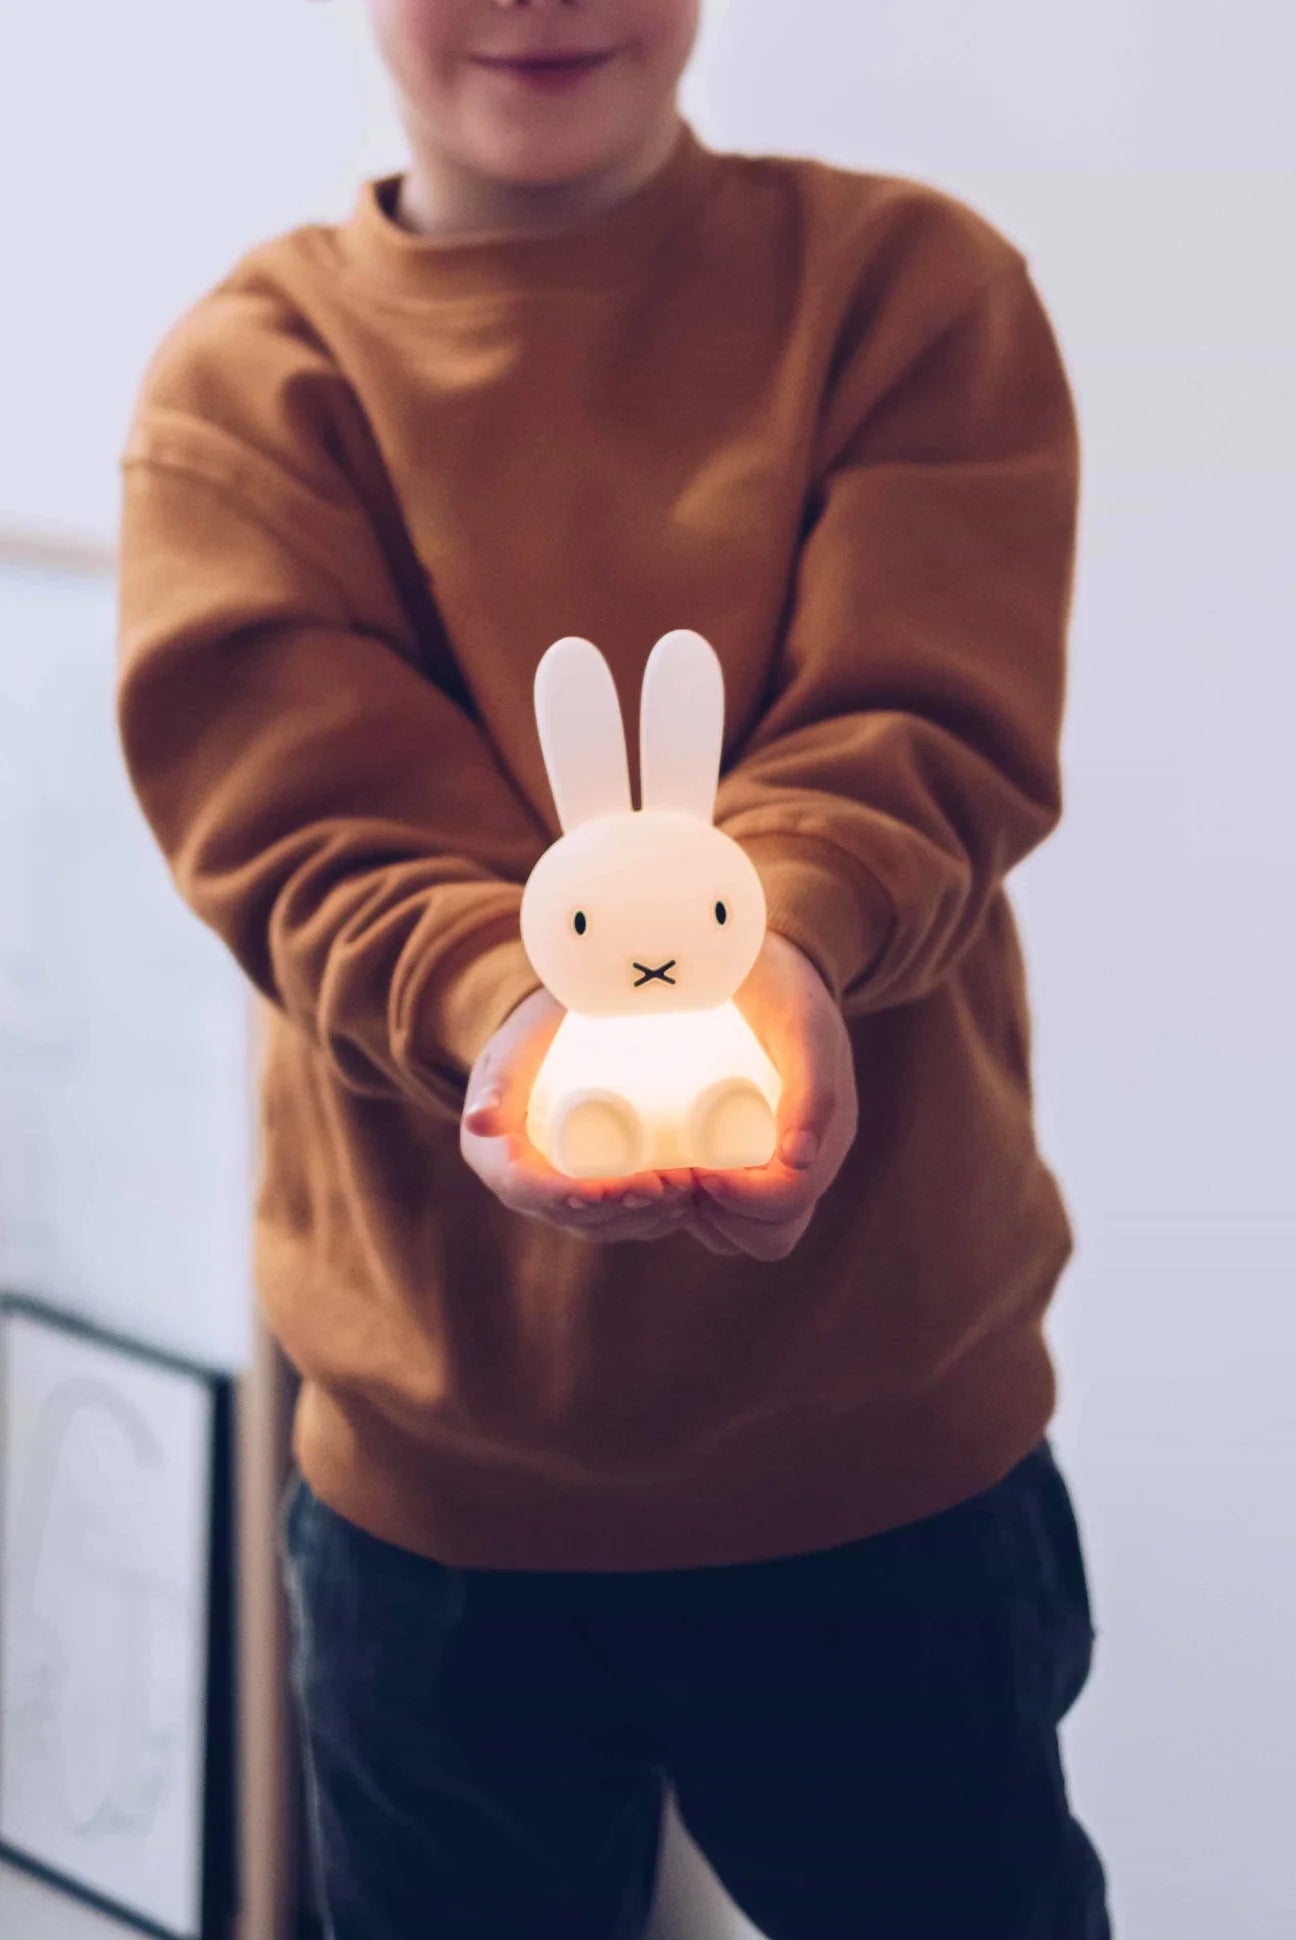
[473,52,619,93]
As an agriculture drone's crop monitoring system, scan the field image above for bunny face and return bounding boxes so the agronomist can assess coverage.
[520,629,770,1015]
[520,809,766,1015]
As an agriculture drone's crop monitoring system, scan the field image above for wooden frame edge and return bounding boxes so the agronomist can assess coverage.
[236,992,304,1940]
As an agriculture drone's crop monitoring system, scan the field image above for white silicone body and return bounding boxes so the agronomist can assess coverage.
[525,1001,781,1179]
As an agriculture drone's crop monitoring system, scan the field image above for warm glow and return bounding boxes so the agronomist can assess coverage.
[526,1001,781,1179]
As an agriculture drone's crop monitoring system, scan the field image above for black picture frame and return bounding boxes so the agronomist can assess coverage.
[0,1290,236,1939]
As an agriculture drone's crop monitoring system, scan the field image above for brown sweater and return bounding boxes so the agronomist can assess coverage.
[115,117,1081,1570]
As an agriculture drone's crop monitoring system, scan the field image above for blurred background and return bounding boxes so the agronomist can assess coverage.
[1,1,1292,1935]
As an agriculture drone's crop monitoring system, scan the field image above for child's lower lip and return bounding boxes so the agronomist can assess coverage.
[475,54,617,92]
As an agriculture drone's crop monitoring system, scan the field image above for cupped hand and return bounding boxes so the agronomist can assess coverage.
[459,931,857,1258]
[459,987,696,1242]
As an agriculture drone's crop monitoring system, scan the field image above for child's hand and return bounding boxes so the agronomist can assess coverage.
[679,931,859,1262]
[459,932,856,1256]
[459,988,695,1242]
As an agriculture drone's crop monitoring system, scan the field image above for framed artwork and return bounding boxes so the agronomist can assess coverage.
[0,1290,236,1939]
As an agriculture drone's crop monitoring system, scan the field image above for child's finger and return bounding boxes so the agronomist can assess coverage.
[462,1058,531,1137]
[687,1191,811,1261]
[561,1199,691,1243]
[748,977,845,1172]
[656,1168,696,1193]
[462,1087,506,1136]
[502,1137,696,1222]
[680,1201,744,1255]
[773,1030,838,1171]
[515,1142,689,1211]
[693,1153,819,1223]
[462,1000,564,1138]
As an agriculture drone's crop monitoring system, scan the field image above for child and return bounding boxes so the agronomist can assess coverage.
[115,1,1111,1933]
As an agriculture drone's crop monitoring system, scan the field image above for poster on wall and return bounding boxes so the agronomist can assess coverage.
[0,1291,236,1939]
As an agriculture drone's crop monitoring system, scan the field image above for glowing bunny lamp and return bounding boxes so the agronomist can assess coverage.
[519,628,783,1181]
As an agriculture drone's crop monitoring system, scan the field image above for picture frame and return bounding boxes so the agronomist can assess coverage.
[0,1289,236,1939]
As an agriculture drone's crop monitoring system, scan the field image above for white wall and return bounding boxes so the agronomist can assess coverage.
[2,1,1292,1935]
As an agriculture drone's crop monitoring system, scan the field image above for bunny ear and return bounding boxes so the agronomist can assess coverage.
[639,629,724,821]
[534,636,632,832]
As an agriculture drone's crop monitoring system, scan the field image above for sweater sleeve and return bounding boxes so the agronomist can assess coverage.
[713,255,1081,1015]
[115,430,547,1122]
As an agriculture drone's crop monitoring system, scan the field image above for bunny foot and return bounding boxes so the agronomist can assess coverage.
[549,1089,648,1181]
[686,1078,778,1171]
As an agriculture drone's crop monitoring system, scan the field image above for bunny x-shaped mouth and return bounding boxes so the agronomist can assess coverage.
[633,960,677,987]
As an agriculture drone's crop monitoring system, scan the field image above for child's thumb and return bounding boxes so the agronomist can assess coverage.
[462,1085,505,1136]
[774,1017,841,1169]
[463,1002,562,1138]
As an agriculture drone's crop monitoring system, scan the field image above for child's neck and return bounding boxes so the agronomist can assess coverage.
[392,112,683,246]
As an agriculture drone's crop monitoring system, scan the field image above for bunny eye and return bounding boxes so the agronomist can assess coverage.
[714,900,728,926]
[572,910,588,936]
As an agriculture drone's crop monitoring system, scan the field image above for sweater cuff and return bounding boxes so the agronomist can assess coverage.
[736,831,895,1008]
[407,913,545,1100]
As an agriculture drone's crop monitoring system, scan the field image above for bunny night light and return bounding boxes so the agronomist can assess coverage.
[520,628,783,1182]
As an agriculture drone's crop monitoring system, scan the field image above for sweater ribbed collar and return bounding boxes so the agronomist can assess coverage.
[333,116,725,303]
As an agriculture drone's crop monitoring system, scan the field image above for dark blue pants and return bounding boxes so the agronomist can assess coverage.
[278,1437,1111,1939]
